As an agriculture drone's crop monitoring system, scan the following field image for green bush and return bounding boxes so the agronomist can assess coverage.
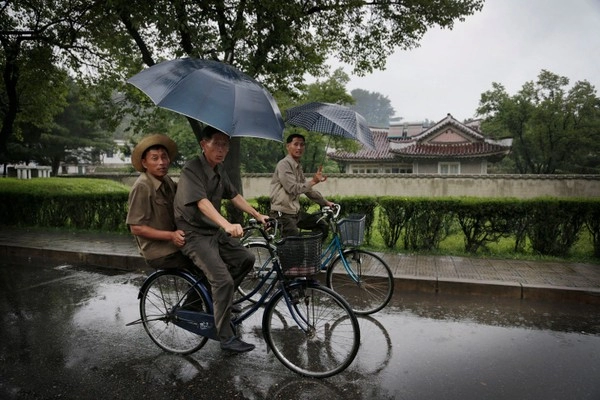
[403,198,457,251]
[582,199,600,258]
[454,198,519,253]
[377,197,411,249]
[0,178,130,231]
[526,199,585,257]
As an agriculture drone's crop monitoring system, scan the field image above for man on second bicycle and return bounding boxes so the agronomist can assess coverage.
[269,133,334,240]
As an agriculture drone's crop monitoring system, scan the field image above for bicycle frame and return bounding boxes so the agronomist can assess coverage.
[155,222,317,340]
[319,208,361,284]
[234,243,315,333]
[320,234,359,283]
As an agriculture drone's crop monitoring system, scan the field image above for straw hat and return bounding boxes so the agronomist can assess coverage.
[131,134,178,172]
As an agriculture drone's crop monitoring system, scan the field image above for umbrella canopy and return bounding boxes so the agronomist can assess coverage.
[127,58,285,142]
[284,102,375,149]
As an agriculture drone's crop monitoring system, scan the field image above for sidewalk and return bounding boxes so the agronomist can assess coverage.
[1,226,599,304]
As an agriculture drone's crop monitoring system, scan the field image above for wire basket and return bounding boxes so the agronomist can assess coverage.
[337,214,366,246]
[276,232,323,277]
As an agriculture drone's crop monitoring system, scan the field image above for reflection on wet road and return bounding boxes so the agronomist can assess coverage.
[1,260,599,399]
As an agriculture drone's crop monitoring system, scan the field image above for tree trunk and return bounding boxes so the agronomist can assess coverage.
[0,39,21,163]
[224,137,244,224]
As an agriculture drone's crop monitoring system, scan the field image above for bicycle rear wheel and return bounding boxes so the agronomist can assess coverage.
[263,281,360,378]
[326,249,394,315]
[139,270,209,354]
[238,241,273,303]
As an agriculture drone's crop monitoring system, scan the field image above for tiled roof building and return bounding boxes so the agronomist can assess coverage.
[329,114,512,175]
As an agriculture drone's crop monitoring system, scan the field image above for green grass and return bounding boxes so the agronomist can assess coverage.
[0,177,130,194]
[353,202,599,264]
[363,226,598,264]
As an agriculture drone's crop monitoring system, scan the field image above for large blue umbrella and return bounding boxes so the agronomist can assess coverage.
[285,102,375,149]
[127,58,285,142]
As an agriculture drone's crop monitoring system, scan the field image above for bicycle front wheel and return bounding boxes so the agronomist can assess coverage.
[326,249,394,315]
[263,281,360,378]
[140,270,209,354]
[238,241,273,303]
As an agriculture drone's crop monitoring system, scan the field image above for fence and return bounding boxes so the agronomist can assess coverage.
[91,173,600,199]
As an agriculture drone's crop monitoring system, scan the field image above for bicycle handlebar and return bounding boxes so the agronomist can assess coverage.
[242,217,278,242]
[320,203,341,219]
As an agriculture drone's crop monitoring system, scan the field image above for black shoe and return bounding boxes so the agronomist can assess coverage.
[231,303,243,313]
[220,336,255,353]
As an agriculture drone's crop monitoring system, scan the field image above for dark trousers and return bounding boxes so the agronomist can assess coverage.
[270,210,329,241]
[181,230,254,342]
[147,251,202,276]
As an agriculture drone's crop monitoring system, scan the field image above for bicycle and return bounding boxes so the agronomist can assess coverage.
[239,204,395,315]
[129,219,360,378]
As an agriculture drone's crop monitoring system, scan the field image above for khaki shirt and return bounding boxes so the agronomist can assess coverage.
[126,172,179,260]
[174,154,238,232]
[270,154,328,215]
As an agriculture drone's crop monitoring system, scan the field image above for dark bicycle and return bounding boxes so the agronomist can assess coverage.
[129,219,360,378]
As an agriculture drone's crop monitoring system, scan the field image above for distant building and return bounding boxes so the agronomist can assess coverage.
[59,139,130,175]
[100,139,130,167]
[328,114,513,175]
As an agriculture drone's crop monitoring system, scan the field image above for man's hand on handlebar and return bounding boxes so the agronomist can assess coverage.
[319,203,341,222]
[255,214,270,226]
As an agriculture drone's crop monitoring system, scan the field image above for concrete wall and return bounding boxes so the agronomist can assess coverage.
[100,173,600,199]
[240,174,600,199]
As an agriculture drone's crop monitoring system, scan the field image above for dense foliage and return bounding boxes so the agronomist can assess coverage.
[477,70,600,174]
[1,0,485,188]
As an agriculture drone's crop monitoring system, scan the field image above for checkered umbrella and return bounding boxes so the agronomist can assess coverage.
[284,102,375,149]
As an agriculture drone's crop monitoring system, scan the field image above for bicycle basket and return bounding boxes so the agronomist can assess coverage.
[337,214,366,246]
[276,232,322,277]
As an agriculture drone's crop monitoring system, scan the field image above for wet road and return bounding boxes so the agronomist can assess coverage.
[1,259,599,399]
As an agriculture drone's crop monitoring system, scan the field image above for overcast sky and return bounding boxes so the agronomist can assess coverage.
[332,0,600,124]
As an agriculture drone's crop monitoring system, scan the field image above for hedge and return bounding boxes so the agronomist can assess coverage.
[0,178,130,232]
[1,178,599,258]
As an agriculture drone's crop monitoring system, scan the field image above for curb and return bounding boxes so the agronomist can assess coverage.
[387,276,600,305]
[1,245,147,272]
[3,244,600,305]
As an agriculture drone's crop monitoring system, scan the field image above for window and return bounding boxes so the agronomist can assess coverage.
[351,164,412,174]
[439,162,460,175]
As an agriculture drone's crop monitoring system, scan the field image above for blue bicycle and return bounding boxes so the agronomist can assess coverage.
[239,204,394,315]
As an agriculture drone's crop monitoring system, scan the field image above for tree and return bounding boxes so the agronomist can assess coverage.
[81,0,483,179]
[350,88,396,128]
[0,0,106,163]
[0,45,71,173]
[477,70,600,174]
[2,0,485,219]
[8,78,115,176]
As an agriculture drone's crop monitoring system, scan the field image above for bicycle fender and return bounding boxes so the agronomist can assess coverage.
[138,269,212,312]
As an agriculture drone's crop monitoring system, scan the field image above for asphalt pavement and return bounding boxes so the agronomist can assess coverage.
[1,226,599,304]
